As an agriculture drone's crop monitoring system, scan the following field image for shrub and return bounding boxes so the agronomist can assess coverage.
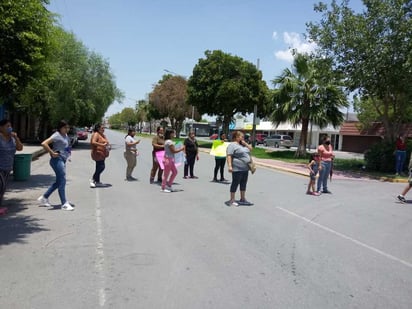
[364,141,412,173]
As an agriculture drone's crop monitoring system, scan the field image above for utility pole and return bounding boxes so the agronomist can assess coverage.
[251,58,259,147]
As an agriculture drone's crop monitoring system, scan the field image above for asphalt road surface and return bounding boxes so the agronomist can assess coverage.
[1,129,411,309]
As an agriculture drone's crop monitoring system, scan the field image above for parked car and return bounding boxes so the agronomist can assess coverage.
[250,133,267,145]
[209,133,218,140]
[68,127,78,147]
[76,127,88,140]
[264,134,293,148]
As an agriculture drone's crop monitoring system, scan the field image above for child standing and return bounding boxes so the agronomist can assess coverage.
[307,153,321,196]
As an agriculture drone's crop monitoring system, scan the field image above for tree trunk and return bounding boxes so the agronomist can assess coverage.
[223,115,232,139]
[295,117,309,157]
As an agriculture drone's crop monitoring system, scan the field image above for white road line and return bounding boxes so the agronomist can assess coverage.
[95,189,106,307]
[276,206,412,269]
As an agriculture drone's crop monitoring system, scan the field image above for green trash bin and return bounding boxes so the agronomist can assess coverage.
[13,154,32,181]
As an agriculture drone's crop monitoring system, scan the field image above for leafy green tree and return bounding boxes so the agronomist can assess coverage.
[187,50,269,135]
[0,0,54,104]
[78,51,123,125]
[108,112,122,129]
[18,27,122,136]
[141,100,162,134]
[307,0,412,141]
[271,53,348,157]
[120,107,138,128]
[149,75,192,135]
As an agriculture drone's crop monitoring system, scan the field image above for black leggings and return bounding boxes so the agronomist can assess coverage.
[184,153,196,177]
[214,157,226,179]
[93,160,105,183]
[230,171,248,193]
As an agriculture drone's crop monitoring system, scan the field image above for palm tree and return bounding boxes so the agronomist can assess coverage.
[270,53,348,157]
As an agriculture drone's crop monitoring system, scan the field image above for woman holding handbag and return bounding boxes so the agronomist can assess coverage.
[90,123,110,188]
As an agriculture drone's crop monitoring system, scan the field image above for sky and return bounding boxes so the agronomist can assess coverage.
[47,0,364,117]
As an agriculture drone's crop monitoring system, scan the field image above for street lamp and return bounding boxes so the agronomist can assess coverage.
[163,69,178,76]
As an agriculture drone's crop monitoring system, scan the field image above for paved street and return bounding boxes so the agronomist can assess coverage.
[1,129,412,308]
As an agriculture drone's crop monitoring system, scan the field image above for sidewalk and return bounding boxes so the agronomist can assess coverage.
[21,144,406,183]
[252,158,374,181]
[19,144,46,158]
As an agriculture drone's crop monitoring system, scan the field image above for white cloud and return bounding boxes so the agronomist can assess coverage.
[274,32,317,63]
[272,31,278,40]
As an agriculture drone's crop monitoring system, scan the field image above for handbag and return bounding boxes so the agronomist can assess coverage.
[248,157,256,174]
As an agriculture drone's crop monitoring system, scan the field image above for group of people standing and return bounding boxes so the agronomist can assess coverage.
[5,117,366,209]
[149,128,254,205]
[0,118,274,210]
[150,127,201,192]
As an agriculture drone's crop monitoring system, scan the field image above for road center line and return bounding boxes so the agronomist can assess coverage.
[95,189,106,307]
[276,206,412,269]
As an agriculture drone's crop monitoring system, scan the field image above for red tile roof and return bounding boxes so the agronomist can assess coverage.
[340,122,385,136]
[340,121,412,137]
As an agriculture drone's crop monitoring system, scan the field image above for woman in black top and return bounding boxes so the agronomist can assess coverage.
[183,131,199,179]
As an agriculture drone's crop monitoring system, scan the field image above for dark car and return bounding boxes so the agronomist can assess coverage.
[68,127,79,147]
[76,127,88,140]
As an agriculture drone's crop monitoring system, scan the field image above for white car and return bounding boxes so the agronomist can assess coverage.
[263,134,293,148]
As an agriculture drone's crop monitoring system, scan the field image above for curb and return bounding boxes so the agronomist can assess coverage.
[254,160,307,177]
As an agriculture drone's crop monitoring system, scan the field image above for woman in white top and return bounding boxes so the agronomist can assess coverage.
[124,128,140,181]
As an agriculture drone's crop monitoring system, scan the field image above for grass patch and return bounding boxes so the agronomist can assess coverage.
[197,140,213,148]
[251,148,309,164]
[332,158,365,171]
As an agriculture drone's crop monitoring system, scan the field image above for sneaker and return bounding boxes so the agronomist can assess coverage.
[150,178,154,184]
[224,200,239,207]
[37,195,51,207]
[397,195,407,203]
[61,202,74,211]
[190,176,198,179]
[161,188,171,193]
[322,190,332,194]
[220,178,228,182]
[239,199,254,206]
[90,180,96,188]
[183,176,189,179]
[212,178,218,182]
[166,186,174,192]
[312,192,320,196]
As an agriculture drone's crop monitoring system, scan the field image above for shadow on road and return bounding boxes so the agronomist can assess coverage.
[9,174,56,192]
[0,198,49,247]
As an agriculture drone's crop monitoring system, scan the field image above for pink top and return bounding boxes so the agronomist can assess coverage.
[318,144,334,162]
